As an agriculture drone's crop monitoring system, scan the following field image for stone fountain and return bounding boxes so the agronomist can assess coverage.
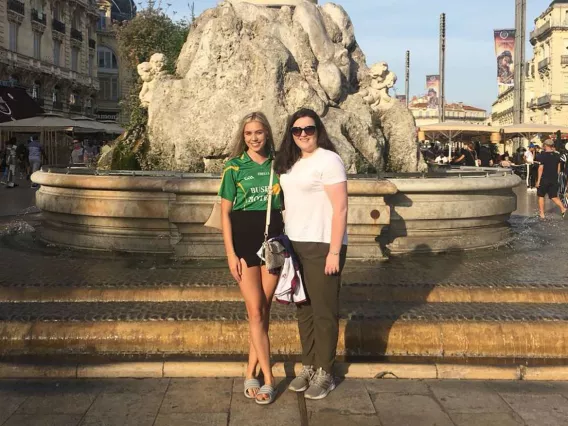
[32,0,521,259]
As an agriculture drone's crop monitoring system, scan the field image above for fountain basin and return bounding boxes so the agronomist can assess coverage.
[32,167,521,258]
[382,169,521,254]
[32,169,396,259]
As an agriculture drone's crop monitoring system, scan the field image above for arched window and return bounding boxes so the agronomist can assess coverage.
[72,10,81,29]
[97,46,118,70]
[52,1,61,21]
[31,0,45,15]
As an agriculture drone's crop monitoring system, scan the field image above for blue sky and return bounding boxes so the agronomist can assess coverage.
[163,0,552,110]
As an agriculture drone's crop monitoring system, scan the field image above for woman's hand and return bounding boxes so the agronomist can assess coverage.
[228,254,242,282]
[325,253,340,276]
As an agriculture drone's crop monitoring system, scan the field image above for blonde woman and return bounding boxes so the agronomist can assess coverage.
[218,112,283,405]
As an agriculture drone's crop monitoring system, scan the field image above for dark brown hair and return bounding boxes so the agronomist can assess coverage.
[274,108,337,174]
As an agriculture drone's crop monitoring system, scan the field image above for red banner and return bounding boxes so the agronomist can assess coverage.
[494,29,515,87]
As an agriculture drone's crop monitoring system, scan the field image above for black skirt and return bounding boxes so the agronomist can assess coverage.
[231,210,284,267]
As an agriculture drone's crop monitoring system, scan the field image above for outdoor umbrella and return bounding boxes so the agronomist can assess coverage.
[500,123,568,139]
[419,122,501,158]
[0,86,44,123]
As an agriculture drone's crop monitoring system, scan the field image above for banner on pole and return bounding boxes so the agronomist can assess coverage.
[494,29,515,87]
[426,75,440,109]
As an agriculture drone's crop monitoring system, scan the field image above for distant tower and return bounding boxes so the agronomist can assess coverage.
[231,0,317,6]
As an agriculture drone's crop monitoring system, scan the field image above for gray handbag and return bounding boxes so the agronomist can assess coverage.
[258,163,286,272]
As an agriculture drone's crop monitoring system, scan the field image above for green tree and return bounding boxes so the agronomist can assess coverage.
[108,1,190,170]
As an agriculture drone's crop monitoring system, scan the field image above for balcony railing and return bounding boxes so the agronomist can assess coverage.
[537,95,551,106]
[31,8,47,25]
[562,56,568,66]
[52,19,66,34]
[530,21,551,40]
[538,57,550,71]
[71,28,83,42]
[88,38,96,49]
[8,0,25,15]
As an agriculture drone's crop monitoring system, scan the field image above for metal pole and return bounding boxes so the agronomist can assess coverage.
[513,0,526,125]
[405,50,410,107]
[439,13,446,123]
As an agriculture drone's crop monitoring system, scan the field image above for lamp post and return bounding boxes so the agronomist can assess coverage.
[513,0,526,125]
[405,50,410,107]
[439,13,446,123]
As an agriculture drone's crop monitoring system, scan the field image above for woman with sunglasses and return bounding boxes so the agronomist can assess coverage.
[218,112,283,405]
[275,108,348,400]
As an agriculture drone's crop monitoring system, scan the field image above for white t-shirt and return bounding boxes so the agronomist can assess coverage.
[524,150,534,164]
[279,148,348,245]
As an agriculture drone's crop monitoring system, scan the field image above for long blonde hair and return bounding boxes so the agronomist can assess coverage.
[230,112,275,158]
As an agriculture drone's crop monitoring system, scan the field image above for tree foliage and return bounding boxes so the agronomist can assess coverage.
[108,2,190,170]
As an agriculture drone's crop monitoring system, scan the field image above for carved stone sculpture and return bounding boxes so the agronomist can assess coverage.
[360,62,397,112]
[138,1,423,173]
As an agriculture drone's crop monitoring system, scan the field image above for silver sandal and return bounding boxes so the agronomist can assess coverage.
[255,384,276,405]
[244,378,261,399]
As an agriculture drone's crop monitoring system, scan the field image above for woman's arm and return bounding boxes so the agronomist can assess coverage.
[324,181,348,275]
[221,198,241,282]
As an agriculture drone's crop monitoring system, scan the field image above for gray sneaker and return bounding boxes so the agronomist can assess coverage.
[288,365,315,392]
[304,367,335,400]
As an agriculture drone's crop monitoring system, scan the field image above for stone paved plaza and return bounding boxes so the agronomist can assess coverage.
[1,378,568,426]
[1,183,568,425]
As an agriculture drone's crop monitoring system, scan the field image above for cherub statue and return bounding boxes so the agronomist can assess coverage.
[137,53,168,108]
[137,61,153,108]
[360,62,398,112]
[149,53,166,77]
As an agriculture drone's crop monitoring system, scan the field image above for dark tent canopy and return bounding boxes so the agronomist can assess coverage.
[0,86,44,123]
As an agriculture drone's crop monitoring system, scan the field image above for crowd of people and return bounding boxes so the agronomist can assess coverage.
[0,137,112,188]
[422,138,568,219]
[0,136,46,188]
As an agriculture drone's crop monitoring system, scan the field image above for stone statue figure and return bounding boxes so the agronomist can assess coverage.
[138,53,168,108]
[360,62,398,112]
[135,1,423,173]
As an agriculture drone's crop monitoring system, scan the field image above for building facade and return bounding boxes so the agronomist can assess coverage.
[409,96,487,127]
[492,0,568,127]
[0,0,133,122]
[0,0,100,116]
[95,0,134,123]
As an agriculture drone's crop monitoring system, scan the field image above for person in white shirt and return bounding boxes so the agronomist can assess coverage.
[524,146,536,190]
[275,108,348,400]
[27,136,44,188]
[70,139,84,165]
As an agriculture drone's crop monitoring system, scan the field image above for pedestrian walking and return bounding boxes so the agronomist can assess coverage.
[275,108,348,400]
[536,139,567,219]
[28,136,44,188]
[218,112,283,405]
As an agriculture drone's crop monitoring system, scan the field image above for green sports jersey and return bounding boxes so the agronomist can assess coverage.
[218,152,282,211]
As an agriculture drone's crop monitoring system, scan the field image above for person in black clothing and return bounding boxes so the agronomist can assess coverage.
[536,139,567,219]
[478,144,493,167]
[452,141,478,166]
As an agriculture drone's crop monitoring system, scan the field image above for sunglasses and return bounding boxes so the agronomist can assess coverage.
[291,125,317,137]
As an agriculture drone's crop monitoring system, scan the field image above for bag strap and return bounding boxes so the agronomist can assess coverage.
[264,162,275,240]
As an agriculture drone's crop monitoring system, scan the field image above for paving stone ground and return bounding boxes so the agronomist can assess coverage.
[1,185,568,425]
[0,378,567,426]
